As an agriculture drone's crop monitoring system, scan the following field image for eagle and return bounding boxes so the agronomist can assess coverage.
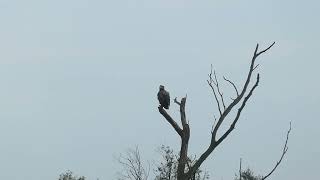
[157,85,170,109]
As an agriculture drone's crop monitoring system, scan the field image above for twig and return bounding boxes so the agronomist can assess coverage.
[207,65,223,115]
[256,42,276,57]
[213,71,226,110]
[216,73,260,145]
[211,115,217,134]
[253,64,260,71]
[174,97,181,106]
[223,76,239,97]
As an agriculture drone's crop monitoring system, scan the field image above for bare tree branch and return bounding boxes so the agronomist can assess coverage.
[216,73,260,146]
[174,97,181,106]
[158,107,183,137]
[212,42,275,143]
[117,147,150,180]
[213,71,226,110]
[176,97,190,180]
[223,76,239,97]
[207,66,223,115]
[178,97,188,128]
[157,42,277,180]
[186,43,275,179]
[211,115,217,134]
[253,64,260,71]
[256,42,276,57]
[262,122,291,180]
[157,97,190,180]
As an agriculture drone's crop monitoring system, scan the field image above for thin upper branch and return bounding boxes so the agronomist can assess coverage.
[158,106,183,137]
[262,122,291,180]
[212,42,275,142]
[186,43,275,178]
[211,115,217,134]
[213,71,226,110]
[256,42,275,57]
[253,64,260,71]
[207,66,223,115]
[216,74,260,146]
[223,76,239,97]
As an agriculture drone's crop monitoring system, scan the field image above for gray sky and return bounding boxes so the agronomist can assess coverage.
[0,0,319,179]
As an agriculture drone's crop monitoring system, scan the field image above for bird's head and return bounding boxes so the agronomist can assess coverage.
[159,85,165,90]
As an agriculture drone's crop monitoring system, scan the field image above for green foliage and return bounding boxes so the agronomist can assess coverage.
[58,170,86,180]
[117,145,209,180]
[235,168,262,180]
[155,145,209,180]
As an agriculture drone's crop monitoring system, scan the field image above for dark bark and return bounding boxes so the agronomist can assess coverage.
[158,43,279,180]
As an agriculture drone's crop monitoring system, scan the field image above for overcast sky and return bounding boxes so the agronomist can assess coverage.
[0,0,319,180]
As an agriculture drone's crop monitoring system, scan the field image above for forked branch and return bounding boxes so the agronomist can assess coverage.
[186,42,275,179]
[216,73,260,146]
[157,42,277,180]
[159,96,190,180]
[207,67,223,115]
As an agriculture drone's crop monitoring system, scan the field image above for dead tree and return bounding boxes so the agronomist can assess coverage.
[117,147,150,180]
[158,42,290,180]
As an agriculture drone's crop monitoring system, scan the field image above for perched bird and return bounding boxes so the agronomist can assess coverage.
[157,85,170,109]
